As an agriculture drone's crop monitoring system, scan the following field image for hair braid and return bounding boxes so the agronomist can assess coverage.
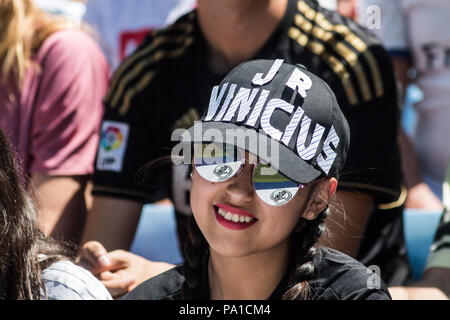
[181,215,209,299]
[282,206,330,300]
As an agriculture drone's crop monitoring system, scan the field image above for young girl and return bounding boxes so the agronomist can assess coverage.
[122,59,391,300]
[0,128,112,300]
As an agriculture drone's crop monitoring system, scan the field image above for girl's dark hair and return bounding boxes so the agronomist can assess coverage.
[0,129,74,300]
[281,204,330,300]
[181,181,337,300]
[181,216,209,299]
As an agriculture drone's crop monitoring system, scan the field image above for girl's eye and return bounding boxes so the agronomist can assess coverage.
[193,143,244,182]
[252,162,301,206]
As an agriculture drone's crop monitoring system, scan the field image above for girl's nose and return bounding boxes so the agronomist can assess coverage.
[224,163,254,204]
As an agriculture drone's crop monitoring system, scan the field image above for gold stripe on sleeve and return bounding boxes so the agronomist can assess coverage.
[117,37,195,116]
[377,185,407,210]
[106,13,195,107]
[298,1,384,98]
[288,26,358,105]
[109,34,194,110]
[294,13,372,102]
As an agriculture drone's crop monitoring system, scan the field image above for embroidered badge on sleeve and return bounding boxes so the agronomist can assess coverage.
[96,121,130,172]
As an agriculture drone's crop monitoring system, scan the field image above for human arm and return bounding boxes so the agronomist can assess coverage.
[80,196,143,251]
[398,128,443,210]
[30,29,109,243]
[33,174,89,244]
[78,197,175,298]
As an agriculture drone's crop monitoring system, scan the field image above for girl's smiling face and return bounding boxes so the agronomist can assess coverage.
[190,157,336,258]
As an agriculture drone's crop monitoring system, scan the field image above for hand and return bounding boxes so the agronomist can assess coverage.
[389,286,448,300]
[77,241,175,298]
[76,241,135,298]
[405,182,443,210]
[98,249,175,298]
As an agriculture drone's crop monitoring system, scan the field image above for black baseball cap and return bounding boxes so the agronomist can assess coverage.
[183,59,350,184]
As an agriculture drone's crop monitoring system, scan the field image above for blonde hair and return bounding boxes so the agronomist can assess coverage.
[0,0,77,89]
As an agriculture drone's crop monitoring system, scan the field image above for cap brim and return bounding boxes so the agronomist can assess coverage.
[182,121,322,184]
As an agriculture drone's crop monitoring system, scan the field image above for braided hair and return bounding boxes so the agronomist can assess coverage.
[181,215,209,299]
[281,205,330,300]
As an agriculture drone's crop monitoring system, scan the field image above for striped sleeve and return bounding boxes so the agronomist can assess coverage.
[426,164,450,270]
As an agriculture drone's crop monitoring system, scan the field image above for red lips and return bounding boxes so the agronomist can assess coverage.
[214,204,257,230]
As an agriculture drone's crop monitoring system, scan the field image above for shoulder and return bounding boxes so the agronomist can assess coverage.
[311,247,391,300]
[290,0,395,108]
[121,266,184,300]
[35,29,109,78]
[104,11,197,114]
[41,260,112,300]
[38,29,105,60]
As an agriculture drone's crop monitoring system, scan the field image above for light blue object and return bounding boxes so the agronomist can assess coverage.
[403,209,443,280]
[401,84,423,137]
[130,204,183,265]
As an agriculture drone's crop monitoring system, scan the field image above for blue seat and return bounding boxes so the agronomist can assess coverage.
[130,204,183,265]
[403,209,442,280]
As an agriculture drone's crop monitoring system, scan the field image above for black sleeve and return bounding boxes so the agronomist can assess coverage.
[121,267,184,300]
[314,287,391,300]
[92,64,172,203]
[312,248,392,300]
[338,40,403,206]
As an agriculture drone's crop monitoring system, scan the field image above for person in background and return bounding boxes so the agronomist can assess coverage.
[0,0,110,244]
[0,128,112,300]
[358,0,450,300]
[358,0,446,209]
[83,0,196,70]
[79,0,405,298]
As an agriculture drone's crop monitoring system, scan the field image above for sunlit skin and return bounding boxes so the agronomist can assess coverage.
[190,154,337,299]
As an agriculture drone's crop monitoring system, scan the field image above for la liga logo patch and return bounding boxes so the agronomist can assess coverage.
[97,121,129,172]
[101,126,124,151]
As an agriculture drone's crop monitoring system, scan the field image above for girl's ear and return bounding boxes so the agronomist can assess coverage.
[302,178,337,221]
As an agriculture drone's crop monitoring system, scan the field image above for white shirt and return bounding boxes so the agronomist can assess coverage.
[34,0,86,22]
[83,0,196,70]
[41,260,112,300]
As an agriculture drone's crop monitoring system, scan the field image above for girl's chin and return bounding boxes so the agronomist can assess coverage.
[206,238,246,254]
